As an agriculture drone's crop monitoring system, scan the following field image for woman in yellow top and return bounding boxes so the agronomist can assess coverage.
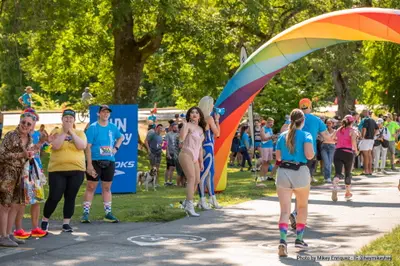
[41,109,87,233]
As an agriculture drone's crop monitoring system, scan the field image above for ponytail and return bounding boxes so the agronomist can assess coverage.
[338,118,351,132]
[286,122,297,154]
[286,109,305,154]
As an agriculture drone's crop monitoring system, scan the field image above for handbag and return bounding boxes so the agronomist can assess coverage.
[23,159,46,205]
[382,139,389,148]
[279,161,305,171]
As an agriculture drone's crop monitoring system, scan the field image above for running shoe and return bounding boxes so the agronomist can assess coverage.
[104,212,119,223]
[344,192,353,200]
[41,221,49,232]
[81,212,91,223]
[325,178,332,184]
[13,229,31,240]
[383,170,390,175]
[278,240,288,257]
[289,213,296,230]
[267,176,275,181]
[31,228,47,238]
[62,224,73,232]
[0,236,18,247]
[295,239,309,249]
[9,234,25,244]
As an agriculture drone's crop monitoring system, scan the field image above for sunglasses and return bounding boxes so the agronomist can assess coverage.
[21,120,33,127]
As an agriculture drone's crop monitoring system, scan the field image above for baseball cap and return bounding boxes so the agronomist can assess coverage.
[98,105,112,113]
[25,86,34,92]
[62,109,76,119]
[344,114,355,123]
[299,98,312,110]
[377,118,384,124]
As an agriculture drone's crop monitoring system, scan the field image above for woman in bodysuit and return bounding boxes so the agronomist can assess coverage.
[179,107,206,217]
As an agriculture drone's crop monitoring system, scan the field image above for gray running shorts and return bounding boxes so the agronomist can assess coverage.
[276,165,311,189]
[388,141,396,155]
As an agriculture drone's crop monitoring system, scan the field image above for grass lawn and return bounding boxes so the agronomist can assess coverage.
[338,225,400,266]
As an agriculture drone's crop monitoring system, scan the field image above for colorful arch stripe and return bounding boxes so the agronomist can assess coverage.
[214,8,400,191]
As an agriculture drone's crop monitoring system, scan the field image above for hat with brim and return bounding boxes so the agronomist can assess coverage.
[299,98,312,110]
[99,105,112,113]
[62,109,76,119]
[25,86,34,92]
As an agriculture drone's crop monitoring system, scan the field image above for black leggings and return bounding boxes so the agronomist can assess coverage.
[334,149,354,185]
[241,149,252,168]
[43,171,84,219]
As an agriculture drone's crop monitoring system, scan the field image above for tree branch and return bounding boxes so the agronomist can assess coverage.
[140,15,166,60]
[0,0,6,16]
[137,33,152,48]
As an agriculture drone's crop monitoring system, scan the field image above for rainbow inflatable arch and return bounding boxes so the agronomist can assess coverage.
[214,8,400,191]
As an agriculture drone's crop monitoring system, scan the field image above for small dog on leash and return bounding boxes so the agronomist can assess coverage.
[137,167,158,191]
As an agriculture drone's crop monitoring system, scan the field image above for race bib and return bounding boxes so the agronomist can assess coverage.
[100,146,113,156]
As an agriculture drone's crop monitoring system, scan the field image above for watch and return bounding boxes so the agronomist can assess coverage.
[114,146,119,151]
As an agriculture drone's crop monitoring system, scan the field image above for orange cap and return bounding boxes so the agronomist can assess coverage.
[299,98,312,110]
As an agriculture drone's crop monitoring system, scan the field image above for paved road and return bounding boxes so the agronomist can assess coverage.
[1,173,399,265]
[3,108,182,126]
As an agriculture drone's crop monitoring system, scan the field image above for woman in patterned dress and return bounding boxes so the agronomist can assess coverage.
[0,113,35,247]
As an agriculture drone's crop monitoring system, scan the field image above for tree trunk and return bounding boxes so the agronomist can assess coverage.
[112,1,143,104]
[332,69,355,118]
[111,0,165,104]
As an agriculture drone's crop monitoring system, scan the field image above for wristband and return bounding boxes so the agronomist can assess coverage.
[114,146,119,151]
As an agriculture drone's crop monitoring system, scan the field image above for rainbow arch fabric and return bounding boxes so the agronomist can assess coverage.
[214,8,400,191]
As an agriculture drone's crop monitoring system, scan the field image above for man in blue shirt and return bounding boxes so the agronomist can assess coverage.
[147,102,158,125]
[81,105,124,223]
[18,86,34,109]
[299,98,332,179]
[289,98,332,229]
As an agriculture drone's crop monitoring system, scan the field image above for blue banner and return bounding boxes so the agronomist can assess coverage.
[89,105,138,193]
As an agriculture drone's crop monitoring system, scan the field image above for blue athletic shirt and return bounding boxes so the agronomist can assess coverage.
[86,122,123,161]
[22,93,32,106]
[148,115,156,122]
[261,127,274,148]
[277,130,313,164]
[240,132,250,149]
[303,113,326,152]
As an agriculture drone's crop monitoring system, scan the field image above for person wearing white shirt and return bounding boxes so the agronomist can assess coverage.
[373,118,390,174]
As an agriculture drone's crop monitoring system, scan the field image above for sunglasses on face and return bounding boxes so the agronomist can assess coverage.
[21,120,32,127]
